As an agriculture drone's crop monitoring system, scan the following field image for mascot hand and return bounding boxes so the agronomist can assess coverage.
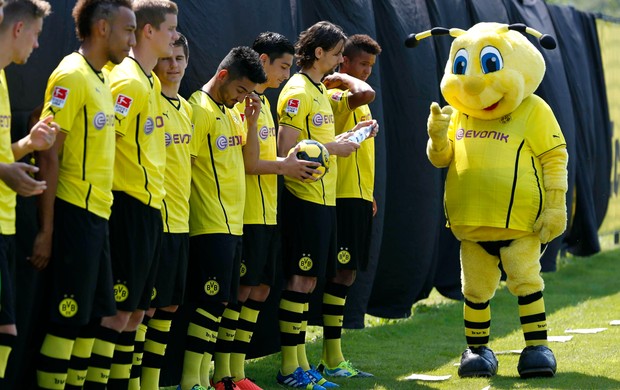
[533,189,567,243]
[427,102,453,151]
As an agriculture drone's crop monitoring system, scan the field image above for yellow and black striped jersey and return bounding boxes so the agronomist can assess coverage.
[41,52,116,220]
[236,94,277,225]
[189,90,246,236]
[328,88,375,202]
[109,57,166,210]
[160,94,192,233]
[0,70,15,234]
[277,73,337,206]
[445,94,566,231]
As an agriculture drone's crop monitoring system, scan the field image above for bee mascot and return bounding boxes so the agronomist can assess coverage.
[406,23,568,378]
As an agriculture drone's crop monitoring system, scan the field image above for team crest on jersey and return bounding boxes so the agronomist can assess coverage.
[239,113,245,122]
[114,94,133,116]
[51,86,69,109]
[330,91,343,102]
[286,99,300,115]
[144,117,155,135]
[231,113,241,125]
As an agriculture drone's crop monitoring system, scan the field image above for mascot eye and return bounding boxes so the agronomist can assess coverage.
[452,48,468,75]
[480,46,503,74]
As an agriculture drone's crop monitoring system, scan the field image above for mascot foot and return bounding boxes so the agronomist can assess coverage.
[518,345,557,378]
[458,346,498,378]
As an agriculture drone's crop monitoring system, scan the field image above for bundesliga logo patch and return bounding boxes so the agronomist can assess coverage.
[286,98,300,115]
[114,94,133,116]
[51,86,69,108]
[331,91,343,101]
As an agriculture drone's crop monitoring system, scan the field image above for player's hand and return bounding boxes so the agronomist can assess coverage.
[28,115,59,152]
[282,144,322,182]
[533,189,567,243]
[373,197,378,217]
[322,72,345,89]
[0,162,47,196]
[28,230,53,271]
[244,93,262,126]
[427,102,452,150]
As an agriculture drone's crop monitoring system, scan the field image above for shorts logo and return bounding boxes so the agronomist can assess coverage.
[286,99,300,115]
[114,94,133,116]
[259,126,269,140]
[337,249,351,264]
[240,262,247,277]
[312,113,324,127]
[330,91,343,101]
[151,287,157,301]
[58,297,78,318]
[51,86,69,108]
[204,280,220,296]
[93,112,107,130]
[114,283,129,302]
[144,117,155,135]
[216,135,228,150]
[299,255,313,271]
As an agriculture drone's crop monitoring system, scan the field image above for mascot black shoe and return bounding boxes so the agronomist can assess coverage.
[408,22,567,379]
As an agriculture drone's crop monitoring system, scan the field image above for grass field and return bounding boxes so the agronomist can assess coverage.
[167,247,620,389]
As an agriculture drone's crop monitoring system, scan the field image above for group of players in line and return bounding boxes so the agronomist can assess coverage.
[0,1,382,389]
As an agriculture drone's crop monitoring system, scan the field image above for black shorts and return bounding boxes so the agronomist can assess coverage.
[187,234,242,304]
[0,234,15,325]
[49,199,116,325]
[280,188,337,278]
[241,224,278,287]
[109,191,162,311]
[336,198,373,271]
[151,233,189,308]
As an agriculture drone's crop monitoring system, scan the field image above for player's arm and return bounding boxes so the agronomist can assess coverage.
[323,72,375,110]
[11,115,59,161]
[29,130,67,271]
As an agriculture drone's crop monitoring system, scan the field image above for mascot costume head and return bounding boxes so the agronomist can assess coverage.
[408,22,568,379]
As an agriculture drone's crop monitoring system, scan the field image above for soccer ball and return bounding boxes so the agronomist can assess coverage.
[288,139,330,182]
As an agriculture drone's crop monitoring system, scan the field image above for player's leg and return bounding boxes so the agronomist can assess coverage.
[0,235,17,384]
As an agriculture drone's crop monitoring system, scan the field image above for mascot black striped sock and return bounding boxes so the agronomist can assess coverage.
[0,333,16,379]
[464,299,491,347]
[141,309,174,389]
[230,298,264,380]
[213,303,241,383]
[518,291,548,347]
[127,315,150,390]
[65,322,97,389]
[297,301,311,371]
[83,325,119,388]
[107,330,136,389]
[37,324,80,389]
[322,282,349,367]
[279,290,306,375]
[180,303,225,390]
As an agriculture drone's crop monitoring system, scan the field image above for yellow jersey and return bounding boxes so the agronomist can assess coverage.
[42,52,116,220]
[237,94,278,225]
[189,90,246,236]
[161,94,193,233]
[277,73,337,206]
[0,70,15,234]
[445,94,566,231]
[328,88,374,201]
[109,57,166,209]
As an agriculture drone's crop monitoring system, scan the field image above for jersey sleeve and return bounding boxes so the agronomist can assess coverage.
[110,77,146,137]
[190,103,210,159]
[526,99,566,157]
[327,88,351,116]
[277,88,309,132]
[41,70,84,134]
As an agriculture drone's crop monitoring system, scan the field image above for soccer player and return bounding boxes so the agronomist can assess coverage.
[0,0,55,383]
[275,21,376,390]
[230,32,320,390]
[33,1,136,388]
[317,34,382,379]
[179,46,265,390]
[140,33,192,390]
[83,1,179,388]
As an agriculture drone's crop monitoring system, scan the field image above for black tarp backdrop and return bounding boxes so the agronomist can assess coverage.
[1,0,614,388]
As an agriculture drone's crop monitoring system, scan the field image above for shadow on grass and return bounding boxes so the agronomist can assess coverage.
[489,372,620,389]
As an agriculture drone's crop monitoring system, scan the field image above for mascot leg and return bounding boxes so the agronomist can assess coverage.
[500,234,557,378]
[458,240,501,378]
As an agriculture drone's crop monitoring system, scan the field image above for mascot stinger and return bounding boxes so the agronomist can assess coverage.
[407,23,568,378]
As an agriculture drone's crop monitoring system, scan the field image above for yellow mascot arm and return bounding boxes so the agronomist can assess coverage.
[533,146,569,243]
[426,102,454,167]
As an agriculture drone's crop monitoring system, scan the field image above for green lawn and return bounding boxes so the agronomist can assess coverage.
[167,247,620,389]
